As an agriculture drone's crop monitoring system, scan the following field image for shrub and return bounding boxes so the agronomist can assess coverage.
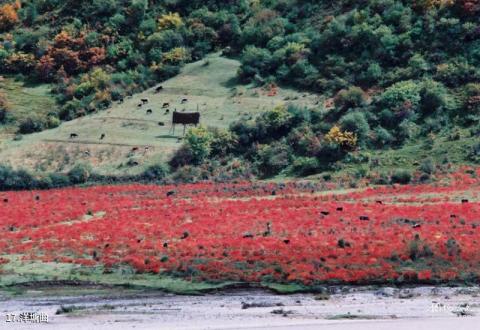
[0,165,36,191]
[0,3,19,32]
[339,111,370,145]
[324,125,357,150]
[468,142,480,163]
[68,163,92,184]
[18,117,45,134]
[419,158,435,174]
[290,157,320,176]
[184,126,213,165]
[334,86,366,112]
[142,163,169,181]
[255,141,291,177]
[390,169,412,184]
[372,126,395,148]
[377,80,421,113]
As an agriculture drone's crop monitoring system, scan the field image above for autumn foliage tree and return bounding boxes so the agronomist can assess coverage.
[0,1,19,32]
[36,31,106,81]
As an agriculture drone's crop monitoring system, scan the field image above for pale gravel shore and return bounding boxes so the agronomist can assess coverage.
[0,286,479,330]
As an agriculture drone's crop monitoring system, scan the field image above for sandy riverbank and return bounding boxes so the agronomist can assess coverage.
[0,286,478,329]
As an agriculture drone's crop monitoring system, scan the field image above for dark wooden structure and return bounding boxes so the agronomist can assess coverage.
[171,111,200,135]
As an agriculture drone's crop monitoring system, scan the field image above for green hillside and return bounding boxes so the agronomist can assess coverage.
[0,0,479,188]
[0,53,318,176]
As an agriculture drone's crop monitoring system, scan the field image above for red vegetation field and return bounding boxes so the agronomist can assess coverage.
[1,167,480,285]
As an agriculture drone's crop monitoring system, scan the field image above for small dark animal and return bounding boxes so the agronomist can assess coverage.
[162,102,170,108]
[35,195,40,201]
[376,200,383,204]
[283,239,290,244]
[70,133,78,139]
[336,207,343,212]
[158,122,165,126]
[180,231,189,239]
[155,86,163,93]
[181,98,188,104]
[462,199,469,204]
[359,216,370,221]
[131,147,139,152]
[163,242,168,248]
[166,190,175,197]
[164,109,170,114]
[271,190,276,196]
[137,103,143,108]
[141,98,149,104]
[118,98,124,104]
[412,223,421,229]
[3,198,8,203]
[321,211,330,216]
[146,109,153,115]
[100,133,106,140]
[243,232,254,238]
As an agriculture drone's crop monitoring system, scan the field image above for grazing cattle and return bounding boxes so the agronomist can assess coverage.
[155,86,163,93]
[162,102,170,108]
[35,195,40,201]
[164,109,170,114]
[137,103,143,108]
[141,98,149,104]
[166,190,175,197]
[181,98,188,104]
[336,207,343,212]
[70,133,78,139]
[84,151,91,156]
[3,198,8,203]
[359,216,370,221]
[131,147,139,152]
[118,98,124,104]
[158,121,165,126]
[462,199,469,204]
[100,133,106,140]
[146,109,153,115]
[171,111,200,135]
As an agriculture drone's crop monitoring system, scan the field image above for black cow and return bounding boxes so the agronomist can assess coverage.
[70,133,78,139]
[171,111,200,135]
[137,103,143,108]
[141,98,149,104]
[181,98,188,104]
[118,98,124,104]
[162,102,170,108]
[158,122,165,126]
[155,86,163,93]
[100,133,106,140]
[164,109,170,114]
[146,109,153,115]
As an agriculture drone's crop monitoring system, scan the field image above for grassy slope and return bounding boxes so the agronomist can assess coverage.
[0,53,319,175]
[0,76,56,135]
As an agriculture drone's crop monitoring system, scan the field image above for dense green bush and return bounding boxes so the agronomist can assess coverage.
[390,169,412,185]
[68,163,92,184]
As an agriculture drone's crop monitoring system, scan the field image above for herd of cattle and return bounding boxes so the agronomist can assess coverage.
[69,85,201,141]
